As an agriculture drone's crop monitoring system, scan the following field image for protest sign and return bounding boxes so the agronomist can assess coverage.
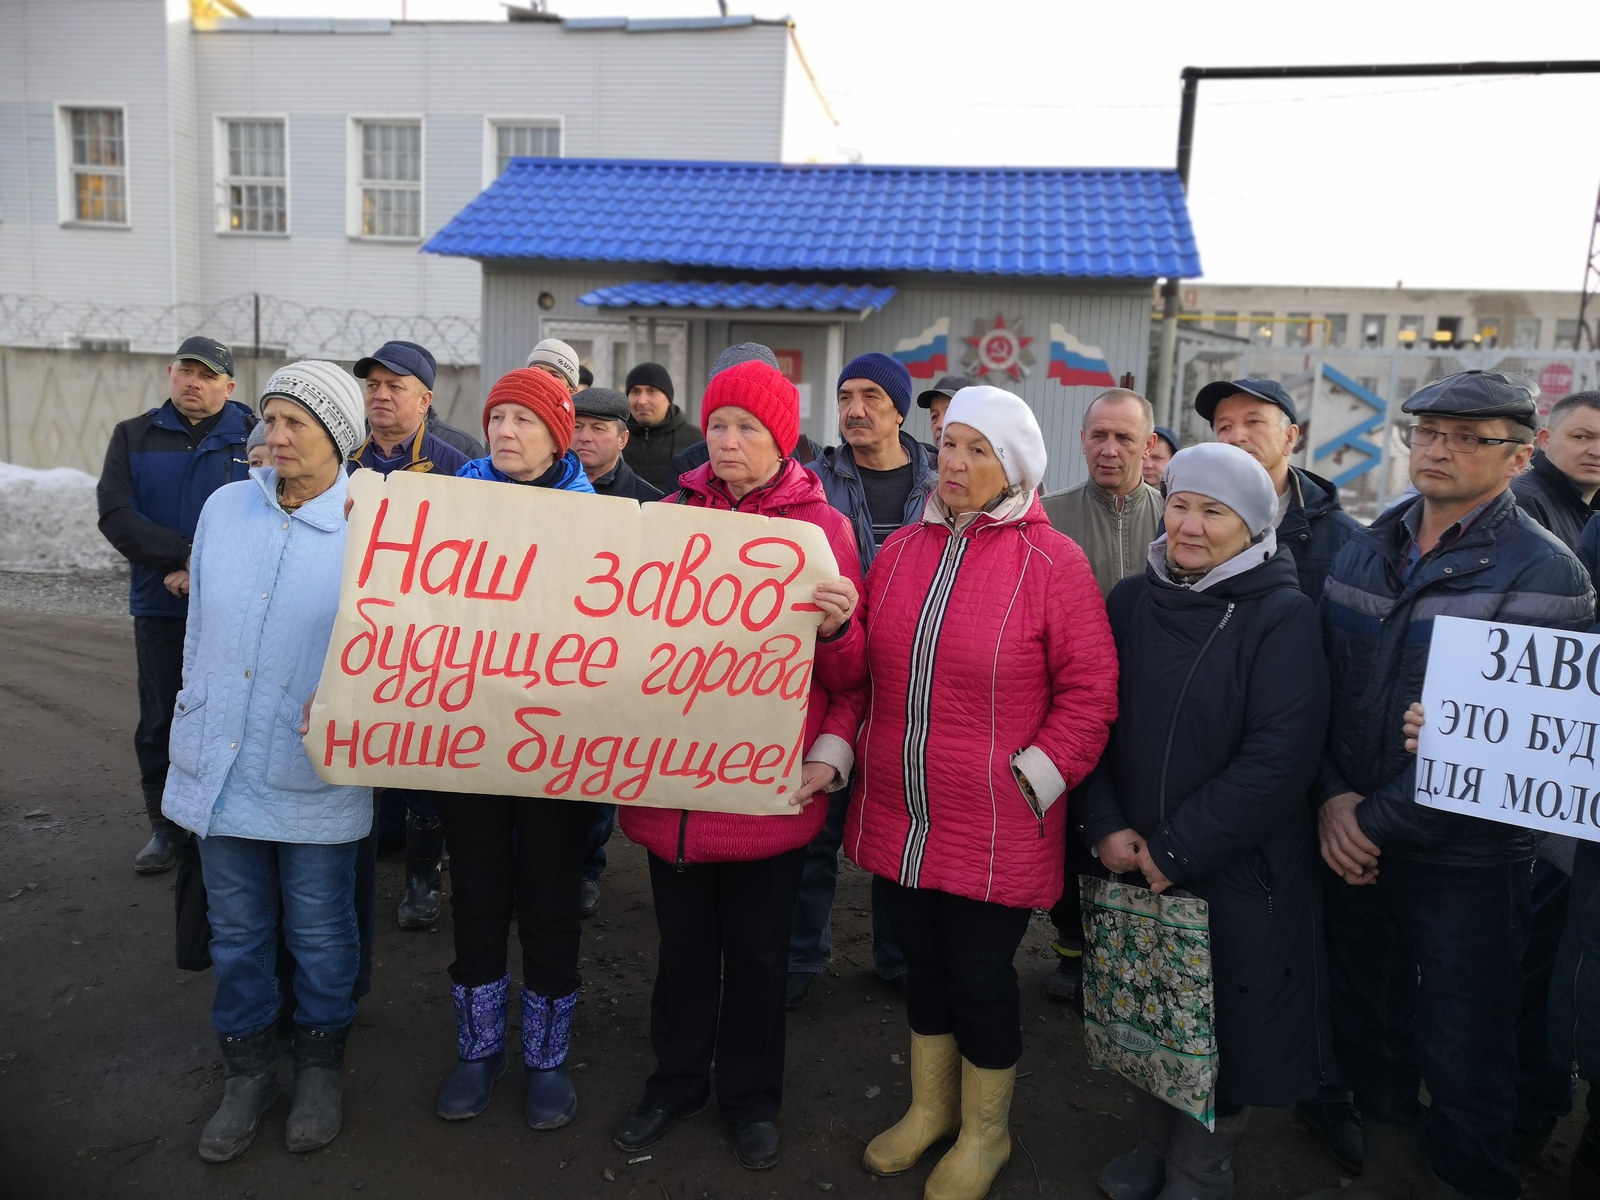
[304,469,839,815]
[1417,615,1600,841]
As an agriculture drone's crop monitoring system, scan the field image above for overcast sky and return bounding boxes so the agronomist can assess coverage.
[238,0,1600,293]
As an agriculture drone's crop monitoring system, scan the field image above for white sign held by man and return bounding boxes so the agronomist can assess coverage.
[1417,615,1600,840]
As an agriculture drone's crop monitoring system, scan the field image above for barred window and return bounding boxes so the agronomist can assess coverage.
[493,122,560,177]
[359,121,421,239]
[225,120,286,233]
[67,108,127,224]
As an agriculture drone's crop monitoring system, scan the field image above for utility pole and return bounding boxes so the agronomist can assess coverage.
[1578,182,1600,351]
[1153,59,1600,431]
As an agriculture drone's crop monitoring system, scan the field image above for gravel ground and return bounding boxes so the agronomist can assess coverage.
[0,569,130,619]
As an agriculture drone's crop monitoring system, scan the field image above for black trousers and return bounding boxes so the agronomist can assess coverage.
[644,848,805,1123]
[880,880,1032,1070]
[133,616,186,824]
[1048,832,1096,950]
[434,794,596,996]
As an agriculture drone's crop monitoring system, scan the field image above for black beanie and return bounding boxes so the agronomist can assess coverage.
[625,361,674,403]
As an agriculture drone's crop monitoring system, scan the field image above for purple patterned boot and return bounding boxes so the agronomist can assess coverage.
[437,974,510,1120]
[521,986,579,1130]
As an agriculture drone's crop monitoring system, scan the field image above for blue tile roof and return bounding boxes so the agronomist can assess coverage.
[578,280,897,313]
[425,159,1200,280]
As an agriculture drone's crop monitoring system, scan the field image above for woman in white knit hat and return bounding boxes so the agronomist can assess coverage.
[161,360,372,1164]
[831,386,1120,1200]
[1077,441,1330,1200]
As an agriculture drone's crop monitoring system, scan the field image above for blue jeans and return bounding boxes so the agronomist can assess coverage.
[200,835,360,1038]
[787,790,905,978]
[1325,857,1531,1200]
[584,804,616,883]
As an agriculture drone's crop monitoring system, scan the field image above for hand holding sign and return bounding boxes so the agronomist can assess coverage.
[305,470,840,815]
[1417,616,1600,840]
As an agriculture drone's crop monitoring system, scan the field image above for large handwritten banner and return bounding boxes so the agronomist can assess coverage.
[1417,615,1600,841]
[305,469,838,814]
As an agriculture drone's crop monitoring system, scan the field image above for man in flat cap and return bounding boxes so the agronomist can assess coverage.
[98,336,255,873]
[916,372,970,449]
[1196,378,1360,601]
[571,387,663,502]
[1310,372,1594,1200]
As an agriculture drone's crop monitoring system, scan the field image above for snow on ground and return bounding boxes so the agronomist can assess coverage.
[0,462,125,573]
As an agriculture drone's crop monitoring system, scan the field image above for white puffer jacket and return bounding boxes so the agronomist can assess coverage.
[162,468,371,843]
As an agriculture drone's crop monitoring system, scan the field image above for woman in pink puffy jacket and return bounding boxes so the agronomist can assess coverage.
[842,387,1119,1200]
[613,360,867,1173]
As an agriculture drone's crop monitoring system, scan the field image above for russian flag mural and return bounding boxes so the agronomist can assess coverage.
[1047,324,1117,387]
[892,318,950,380]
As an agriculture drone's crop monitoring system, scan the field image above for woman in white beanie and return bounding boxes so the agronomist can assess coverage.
[1076,441,1330,1200]
[161,361,372,1164]
[827,386,1119,1199]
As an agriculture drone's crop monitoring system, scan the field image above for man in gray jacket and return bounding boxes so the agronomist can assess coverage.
[1042,388,1163,595]
[1039,387,1163,1004]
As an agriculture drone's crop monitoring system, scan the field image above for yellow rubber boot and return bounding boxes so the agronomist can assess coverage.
[924,1059,1014,1200]
[863,1033,961,1176]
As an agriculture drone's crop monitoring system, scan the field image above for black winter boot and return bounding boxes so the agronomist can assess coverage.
[285,1025,349,1153]
[397,812,444,929]
[135,817,188,874]
[197,1026,280,1162]
[1156,1108,1250,1200]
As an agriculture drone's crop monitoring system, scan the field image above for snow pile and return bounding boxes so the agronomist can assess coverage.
[0,462,125,573]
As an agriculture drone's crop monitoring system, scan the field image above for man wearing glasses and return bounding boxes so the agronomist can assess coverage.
[1312,372,1594,1200]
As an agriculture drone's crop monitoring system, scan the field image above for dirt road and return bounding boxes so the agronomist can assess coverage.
[0,598,1580,1199]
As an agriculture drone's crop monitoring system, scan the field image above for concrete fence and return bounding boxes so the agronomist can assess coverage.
[0,346,482,475]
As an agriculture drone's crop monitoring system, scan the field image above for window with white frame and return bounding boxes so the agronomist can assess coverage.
[64,107,128,224]
[358,121,422,239]
[223,119,287,233]
[491,120,561,179]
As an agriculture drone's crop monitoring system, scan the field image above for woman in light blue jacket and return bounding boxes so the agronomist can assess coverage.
[163,360,371,1164]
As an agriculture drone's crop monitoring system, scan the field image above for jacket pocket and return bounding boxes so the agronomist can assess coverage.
[167,684,208,777]
[264,689,325,793]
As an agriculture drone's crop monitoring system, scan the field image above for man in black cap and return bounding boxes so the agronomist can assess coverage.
[624,362,699,494]
[1195,378,1360,601]
[567,386,663,918]
[1309,371,1594,1200]
[1142,425,1178,489]
[350,340,477,478]
[98,336,255,873]
[571,387,664,504]
[916,372,970,448]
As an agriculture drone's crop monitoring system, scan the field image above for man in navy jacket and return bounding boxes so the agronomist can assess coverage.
[97,336,254,874]
[1314,371,1595,1200]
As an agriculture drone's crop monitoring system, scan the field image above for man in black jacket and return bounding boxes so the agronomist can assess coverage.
[1311,372,1595,1200]
[97,336,254,873]
[623,362,699,493]
[1512,391,1600,550]
[1197,378,1361,601]
[1500,390,1600,1162]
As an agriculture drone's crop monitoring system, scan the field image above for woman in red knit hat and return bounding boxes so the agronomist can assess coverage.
[611,359,868,1171]
[432,368,600,1133]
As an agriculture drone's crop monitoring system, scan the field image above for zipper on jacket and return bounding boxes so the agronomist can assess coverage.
[1158,602,1236,823]
[675,810,689,872]
[1015,751,1046,840]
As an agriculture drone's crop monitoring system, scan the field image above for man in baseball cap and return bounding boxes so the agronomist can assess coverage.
[916,373,971,448]
[97,335,255,873]
[1194,377,1359,602]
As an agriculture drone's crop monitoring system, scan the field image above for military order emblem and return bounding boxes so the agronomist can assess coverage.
[962,314,1035,384]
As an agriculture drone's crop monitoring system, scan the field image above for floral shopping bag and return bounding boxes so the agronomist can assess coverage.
[1079,874,1217,1129]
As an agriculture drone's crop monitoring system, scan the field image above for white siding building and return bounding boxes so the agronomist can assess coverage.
[0,0,789,363]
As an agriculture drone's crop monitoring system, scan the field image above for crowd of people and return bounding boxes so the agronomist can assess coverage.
[93,329,1600,1200]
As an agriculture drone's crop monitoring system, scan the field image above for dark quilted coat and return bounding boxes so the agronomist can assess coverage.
[842,495,1119,910]
[1076,543,1330,1109]
[618,457,867,865]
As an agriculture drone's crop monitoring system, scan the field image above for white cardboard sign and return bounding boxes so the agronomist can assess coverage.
[1417,615,1600,840]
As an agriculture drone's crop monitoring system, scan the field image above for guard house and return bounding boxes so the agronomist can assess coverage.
[426,159,1199,492]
